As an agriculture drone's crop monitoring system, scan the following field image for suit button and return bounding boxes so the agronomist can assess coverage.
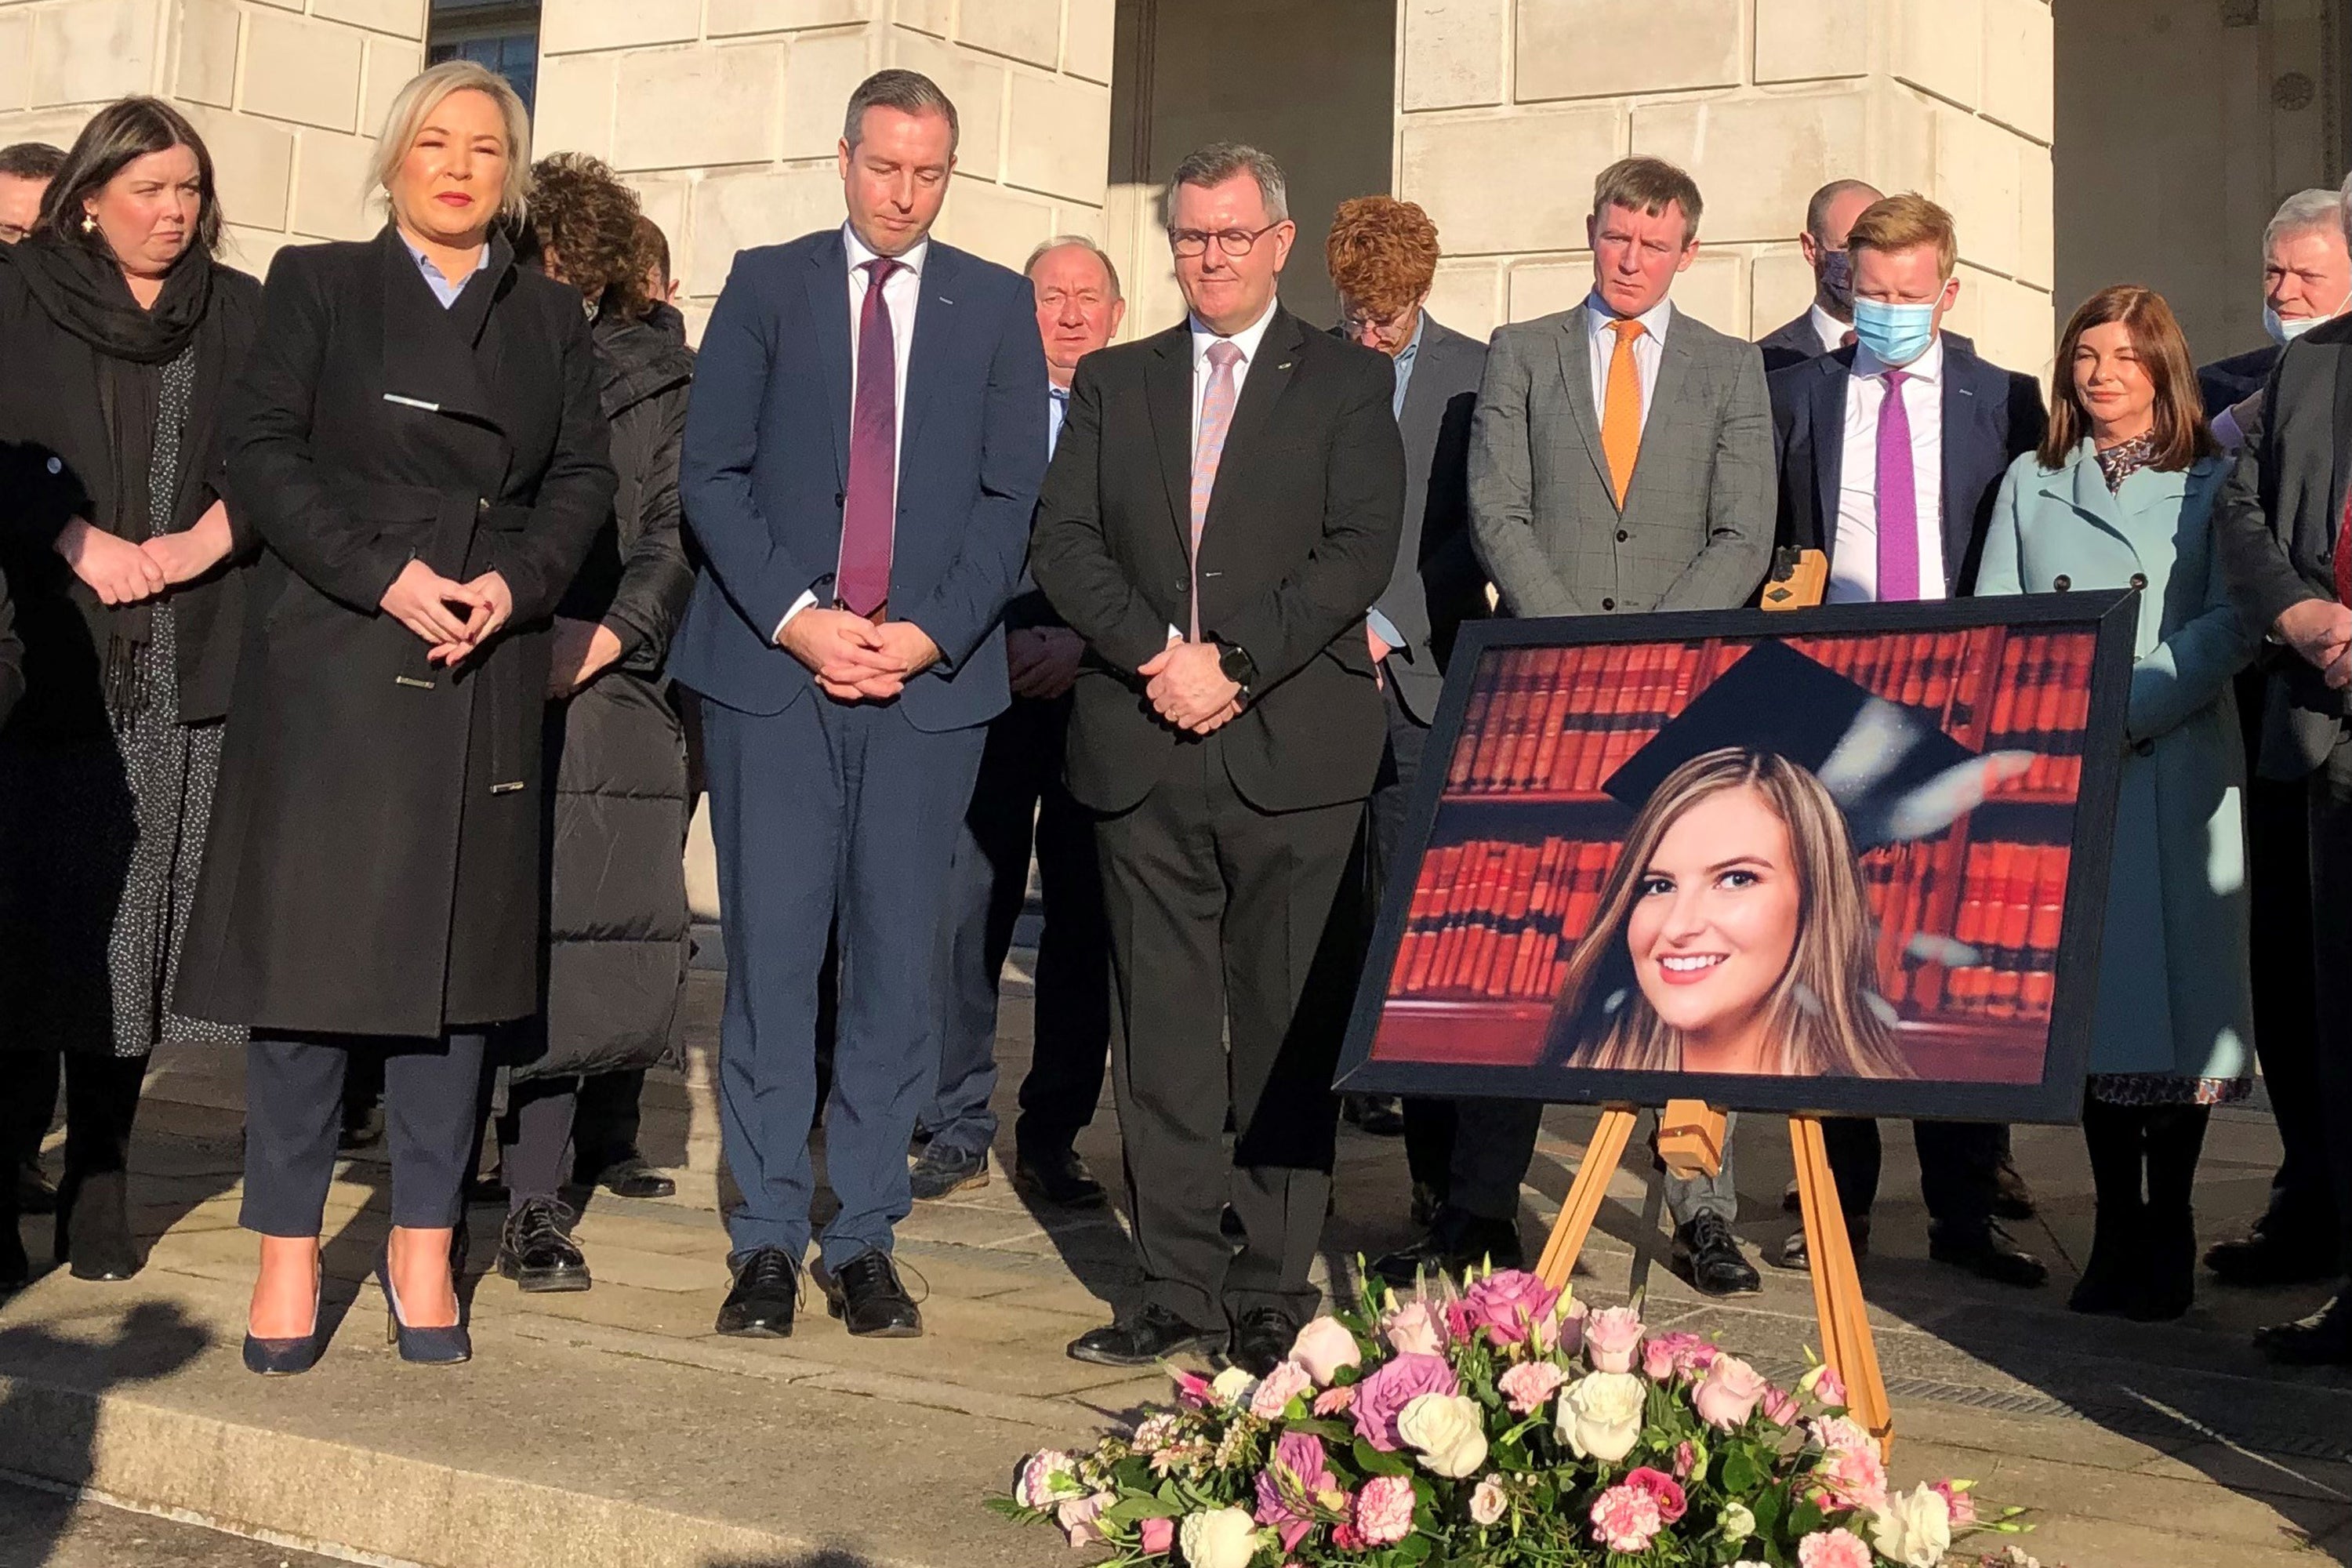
[2053,575,2071,591]
[1616,529,1629,543]
[2134,738,2155,757]
[2130,572,2148,590]
[1601,597,1617,611]
[477,497,490,514]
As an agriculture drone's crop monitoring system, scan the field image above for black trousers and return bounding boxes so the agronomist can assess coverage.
[1818,1116,2001,1235]
[573,1069,652,1176]
[1364,681,1454,1193]
[499,1075,580,1210]
[0,1050,60,1171]
[1097,735,1363,1327]
[2245,774,2334,1236]
[2302,738,2352,1276]
[241,1033,486,1237]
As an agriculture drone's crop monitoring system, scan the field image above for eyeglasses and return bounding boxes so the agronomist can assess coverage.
[1168,221,1283,259]
[1339,303,1417,337]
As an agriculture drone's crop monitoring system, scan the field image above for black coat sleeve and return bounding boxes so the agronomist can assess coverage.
[480,299,617,624]
[2214,370,2320,637]
[1031,357,1174,674]
[0,562,20,730]
[602,383,695,673]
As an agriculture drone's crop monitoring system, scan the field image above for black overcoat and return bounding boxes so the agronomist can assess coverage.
[174,227,615,1037]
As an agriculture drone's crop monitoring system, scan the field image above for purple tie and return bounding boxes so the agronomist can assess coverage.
[837,256,902,617]
[1875,368,1919,602]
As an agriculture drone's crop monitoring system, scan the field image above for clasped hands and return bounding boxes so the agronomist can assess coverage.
[1139,640,1241,735]
[2278,597,2352,690]
[780,606,940,702]
[379,557,516,668]
[55,502,235,606]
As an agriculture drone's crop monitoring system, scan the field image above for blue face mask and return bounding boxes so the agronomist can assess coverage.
[2266,301,2344,346]
[1818,250,1856,314]
[1851,297,1936,365]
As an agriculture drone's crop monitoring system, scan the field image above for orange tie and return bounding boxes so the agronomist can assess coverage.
[1602,317,1645,506]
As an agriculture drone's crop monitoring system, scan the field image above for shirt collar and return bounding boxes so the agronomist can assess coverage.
[1853,332,1945,384]
[1808,301,1850,354]
[1395,310,1426,365]
[1189,297,1280,368]
[843,221,928,283]
[401,234,485,292]
[1584,289,1673,345]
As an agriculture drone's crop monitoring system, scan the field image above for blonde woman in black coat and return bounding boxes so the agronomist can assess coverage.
[176,60,614,1374]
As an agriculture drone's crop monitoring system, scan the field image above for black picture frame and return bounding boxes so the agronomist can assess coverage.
[1333,591,2140,1125]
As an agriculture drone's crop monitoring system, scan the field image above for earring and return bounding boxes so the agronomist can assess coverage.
[80,212,96,234]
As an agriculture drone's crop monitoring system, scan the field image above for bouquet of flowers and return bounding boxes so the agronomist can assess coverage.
[991,1268,2024,1566]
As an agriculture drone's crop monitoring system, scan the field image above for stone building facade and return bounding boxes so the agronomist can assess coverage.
[0,0,2341,378]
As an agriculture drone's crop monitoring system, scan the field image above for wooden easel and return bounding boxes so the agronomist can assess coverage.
[1531,1102,1893,1450]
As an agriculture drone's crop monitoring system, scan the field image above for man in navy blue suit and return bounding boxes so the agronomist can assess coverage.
[671,69,1048,1339]
[1766,194,2047,1289]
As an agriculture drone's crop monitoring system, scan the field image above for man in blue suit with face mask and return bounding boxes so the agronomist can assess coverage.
[1766,193,2049,1287]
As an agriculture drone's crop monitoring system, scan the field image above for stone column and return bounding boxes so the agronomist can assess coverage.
[0,0,427,278]
[532,0,1114,339]
[1393,0,2057,376]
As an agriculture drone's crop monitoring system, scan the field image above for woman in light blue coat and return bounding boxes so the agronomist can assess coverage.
[1977,284,2255,1323]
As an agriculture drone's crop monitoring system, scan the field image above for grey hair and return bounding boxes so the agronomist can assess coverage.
[1024,234,1122,301]
[1163,142,1288,227]
[843,69,959,154]
[2274,185,2348,256]
[1804,178,1882,244]
[369,60,532,225]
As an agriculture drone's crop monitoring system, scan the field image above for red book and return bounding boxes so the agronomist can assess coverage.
[1898,633,1931,709]
[1530,650,1575,792]
[1426,844,1483,993]
[1984,636,2026,746]
[2027,844,2070,956]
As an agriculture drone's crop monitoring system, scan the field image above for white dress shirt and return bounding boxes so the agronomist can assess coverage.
[1825,334,1947,605]
[777,223,929,638]
[1582,291,1672,435]
[1188,299,1279,449]
[1809,301,1852,355]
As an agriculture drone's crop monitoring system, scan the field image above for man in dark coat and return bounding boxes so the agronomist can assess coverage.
[1757,179,1881,372]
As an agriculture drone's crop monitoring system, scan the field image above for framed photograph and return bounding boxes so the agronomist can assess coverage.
[1335,593,2139,1123]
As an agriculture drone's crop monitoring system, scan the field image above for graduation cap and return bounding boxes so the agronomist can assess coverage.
[1601,640,2012,850]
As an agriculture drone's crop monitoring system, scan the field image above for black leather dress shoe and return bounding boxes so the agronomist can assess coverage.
[1929,1221,2048,1287]
[2254,1294,2352,1366]
[55,1171,140,1282]
[1672,1213,1761,1296]
[909,1142,989,1201]
[497,1197,591,1293]
[1773,1214,1871,1272]
[1371,1206,1524,1287]
[1228,1306,1301,1377]
[2206,1226,2339,1287]
[588,1155,677,1200]
[716,1246,801,1338]
[1067,1304,1221,1367]
[1013,1145,1106,1208]
[1992,1157,2038,1221]
[813,1248,922,1338]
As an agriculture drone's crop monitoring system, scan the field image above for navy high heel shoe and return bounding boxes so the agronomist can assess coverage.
[377,1246,470,1365]
[243,1267,325,1377]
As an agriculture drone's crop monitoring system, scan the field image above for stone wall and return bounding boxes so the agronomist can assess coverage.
[1392,0,2058,376]
[531,0,1113,338]
[0,0,428,278]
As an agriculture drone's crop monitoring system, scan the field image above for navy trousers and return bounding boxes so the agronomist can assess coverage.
[241,1032,485,1236]
[701,692,985,1266]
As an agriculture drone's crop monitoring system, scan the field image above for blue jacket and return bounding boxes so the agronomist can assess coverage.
[1978,444,2255,1081]
[1767,337,2047,594]
[670,227,1048,731]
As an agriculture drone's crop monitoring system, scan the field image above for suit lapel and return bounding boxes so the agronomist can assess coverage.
[1940,349,1984,590]
[1215,307,1304,488]
[1810,355,1847,561]
[2060,445,2138,558]
[378,227,501,430]
[1144,324,1196,554]
[801,234,852,491]
[898,243,958,468]
[1550,305,1613,503]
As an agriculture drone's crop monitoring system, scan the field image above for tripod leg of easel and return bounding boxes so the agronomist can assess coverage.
[1790,1116,1894,1453]
[1534,1107,1639,1294]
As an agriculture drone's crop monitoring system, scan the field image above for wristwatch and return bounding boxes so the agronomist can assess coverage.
[1216,641,1258,703]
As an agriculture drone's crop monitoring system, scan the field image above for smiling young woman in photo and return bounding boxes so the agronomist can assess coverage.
[1546,747,1911,1080]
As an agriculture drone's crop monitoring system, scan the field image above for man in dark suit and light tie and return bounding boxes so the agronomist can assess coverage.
[1323,194,1487,1213]
[1381,156,1773,1300]
[672,70,1047,1339]
[1033,143,1404,1374]
[1757,179,1882,372]
[1766,193,2049,1288]
[909,236,1124,1208]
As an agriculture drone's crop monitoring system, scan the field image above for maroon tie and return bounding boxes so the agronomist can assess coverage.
[837,256,902,617]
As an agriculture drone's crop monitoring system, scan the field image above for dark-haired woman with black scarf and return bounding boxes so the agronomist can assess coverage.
[0,96,260,1291]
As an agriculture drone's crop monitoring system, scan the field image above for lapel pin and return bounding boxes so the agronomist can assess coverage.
[1277,361,1293,370]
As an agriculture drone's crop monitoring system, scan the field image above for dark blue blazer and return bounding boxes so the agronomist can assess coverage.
[670,227,1048,732]
[2198,343,2278,422]
[1767,338,2046,595]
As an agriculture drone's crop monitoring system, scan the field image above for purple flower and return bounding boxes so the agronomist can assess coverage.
[1254,1430,1334,1552]
[1351,1352,1461,1451]
[1457,1269,1562,1350]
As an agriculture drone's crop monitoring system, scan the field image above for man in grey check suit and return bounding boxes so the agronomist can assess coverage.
[1374,155,1774,1298]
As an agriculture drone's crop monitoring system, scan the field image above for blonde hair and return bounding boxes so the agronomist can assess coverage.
[1545,749,1910,1080]
[368,60,532,227]
[1845,192,1958,281]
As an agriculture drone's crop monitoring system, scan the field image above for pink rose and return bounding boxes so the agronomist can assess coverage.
[1813,1444,1889,1515]
[1762,1385,1801,1427]
[1312,1385,1355,1417]
[1290,1316,1363,1385]
[1379,1300,1446,1357]
[1457,1269,1561,1349]
[1255,1430,1334,1553]
[1640,1330,1719,1382]
[1351,1352,1460,1452]
[1468,1475,1508,1526]
[1139,1515,1175,1555]
[1693,1354,1770,1431]
[1584,1305,1644,1374]
[1624,1466,1686,1523]
[1801,1363,1848,1409]
[1250,1359,1315,1418]
[1589,1482,1665,1553]
[1931,1480,1978,1529]
[1496,1359,1566,1416]
[1797,1526,1875,1568]
[1355,1474,1416,1547]
[1056,1492,1112,1548]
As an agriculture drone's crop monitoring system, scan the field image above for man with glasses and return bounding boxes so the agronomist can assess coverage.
[1033,143,1403,1374]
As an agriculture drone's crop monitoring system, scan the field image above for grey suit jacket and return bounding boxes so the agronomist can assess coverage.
[1468,301,1775,618]
[1381,315,1489,723]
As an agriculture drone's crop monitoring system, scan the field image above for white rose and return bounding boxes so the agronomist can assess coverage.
[1718,1501,1757,1542]
[1870,1486,1954,1568]
[1395,1392,1489,1478]
[1178,1506,1261,1568]
[1555,1370,1646,1464]
[1468,1475,1508,1526]
[1209,1366,1255,1406]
